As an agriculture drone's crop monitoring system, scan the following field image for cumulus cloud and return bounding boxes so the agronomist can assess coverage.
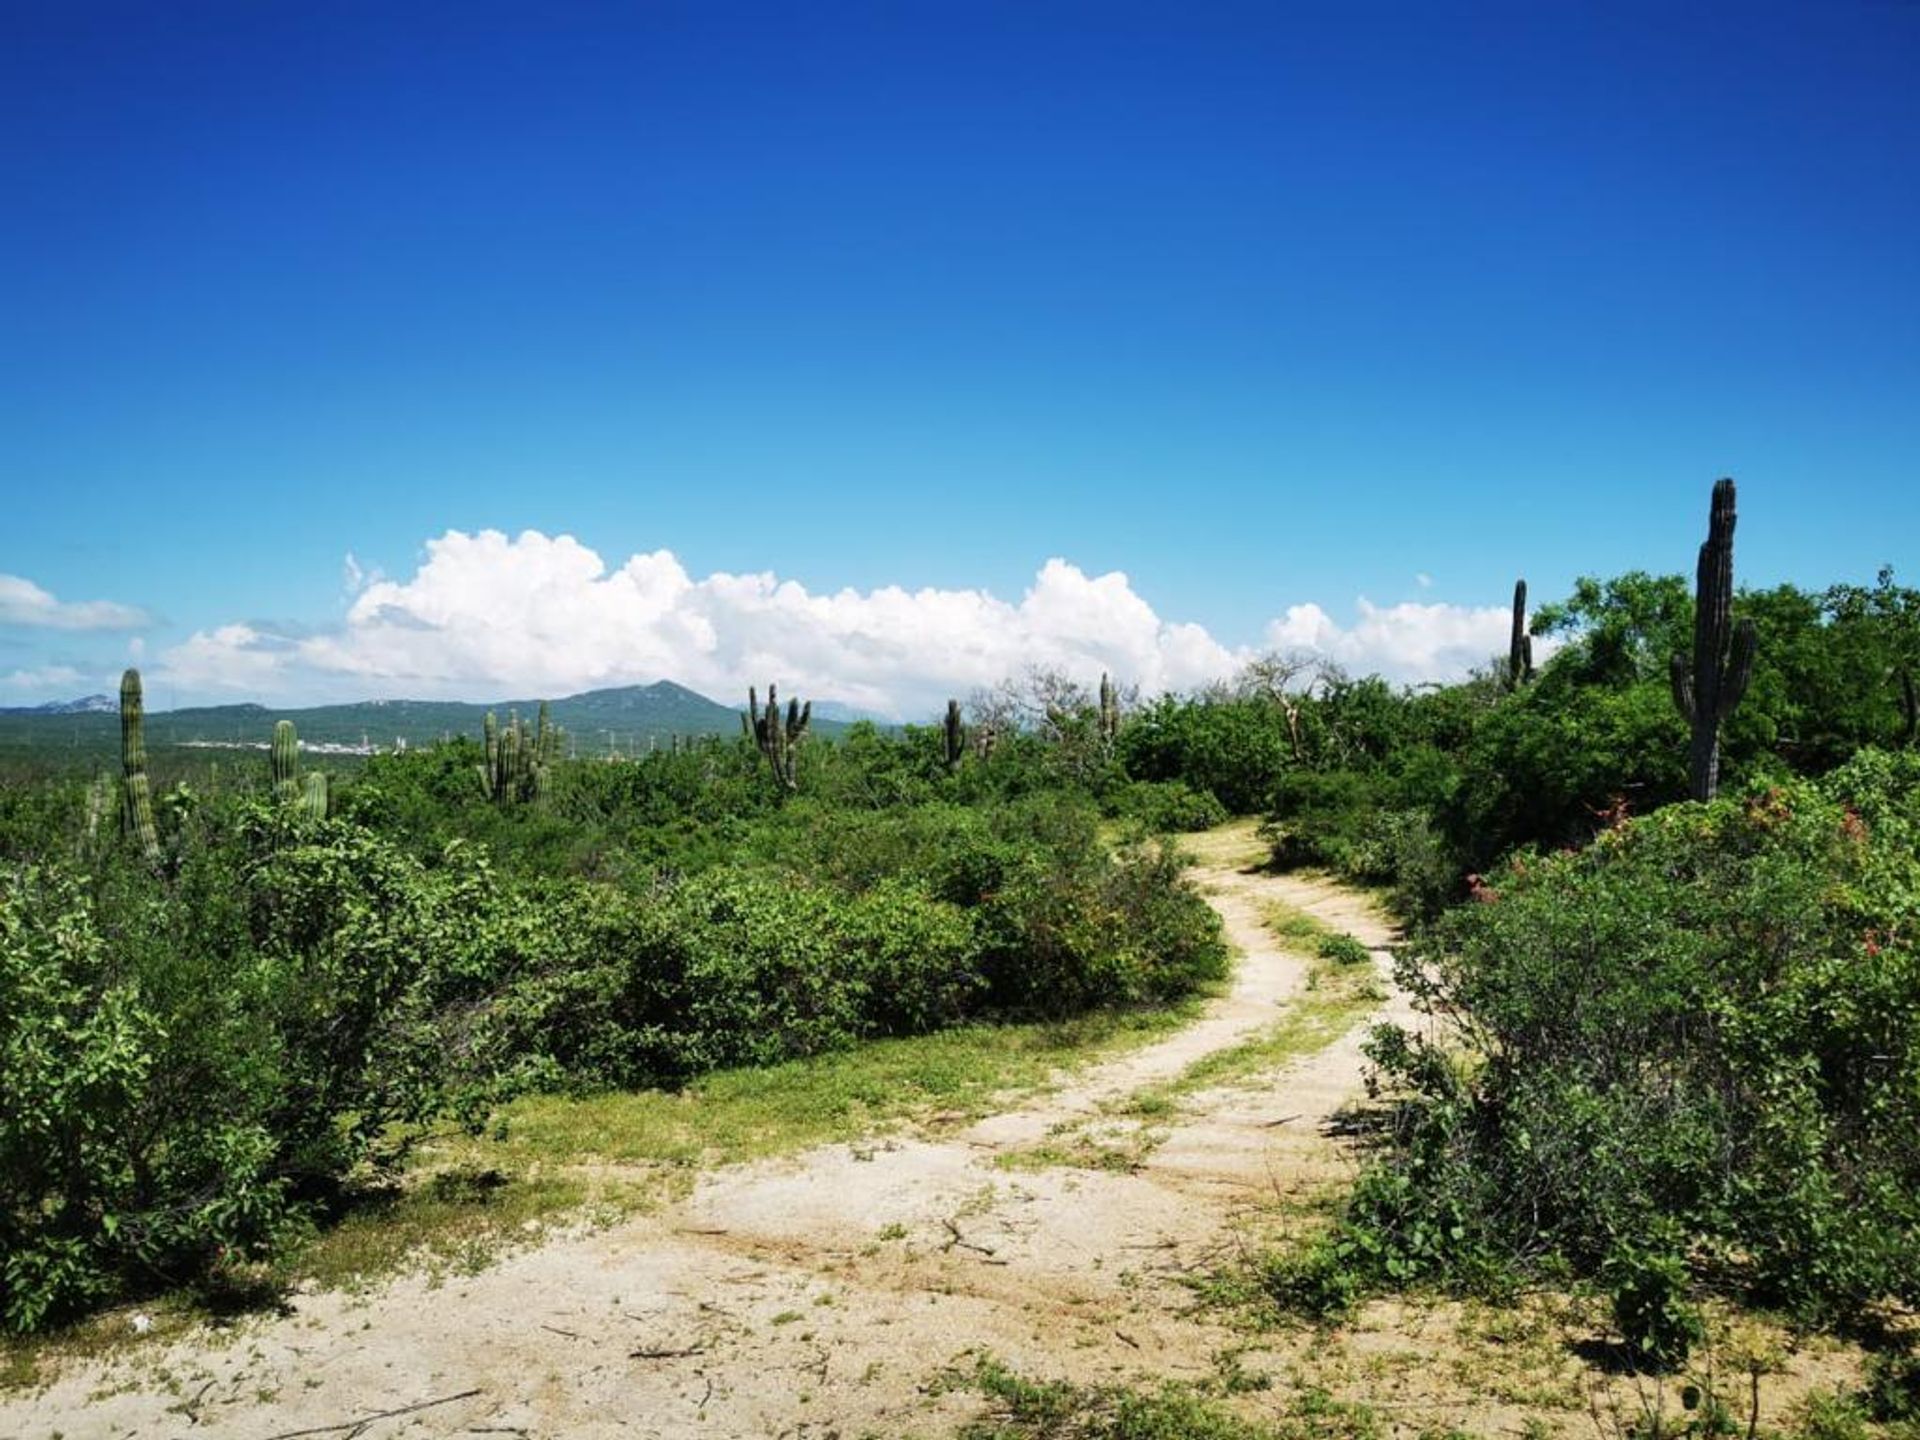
[2,664,87,691]
[0,574,149,630]
[154,529,1522,713]
[1267,598,1520,684]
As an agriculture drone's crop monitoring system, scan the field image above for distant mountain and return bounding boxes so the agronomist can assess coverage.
[807,699,897,725]
[0,681,854,760]
[0,693,116,716]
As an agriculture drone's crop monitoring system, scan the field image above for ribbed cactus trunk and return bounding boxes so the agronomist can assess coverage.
[1098,673,1119,752]
[1670,478,1757,801]
[272,719,301,803]
[1507,579,1534,690]
[119,668,160,866]
[943,698,965,773]
[299,771,330,821]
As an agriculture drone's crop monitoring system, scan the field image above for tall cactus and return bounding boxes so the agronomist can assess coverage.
[942,698,966,773]
[1670,478,1757,801]
[271,719,301,803]
[479,705,555,804]
[119,668,160,866]
[1507,579,1534,690]
[746,683,810,791]
[1098,673,1120,751]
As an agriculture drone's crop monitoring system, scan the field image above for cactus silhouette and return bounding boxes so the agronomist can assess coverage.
[943,698,966,773]
[746,683,810,791]
[1508,579,1534,690]
[1670,478,1757,801]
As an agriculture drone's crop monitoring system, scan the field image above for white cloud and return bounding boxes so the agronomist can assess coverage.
[0,574,149,630]
[155,529,1521,713]
[2,664,86,691]
[1267,598,1520,684]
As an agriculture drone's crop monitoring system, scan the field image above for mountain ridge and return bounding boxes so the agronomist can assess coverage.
[0,681,865,757]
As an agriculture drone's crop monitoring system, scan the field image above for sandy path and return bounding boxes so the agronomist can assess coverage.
[6,823,1407,1440]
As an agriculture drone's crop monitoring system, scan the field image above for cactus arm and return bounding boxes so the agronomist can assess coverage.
[1669,652,1697,724]
[1719,619,1757,720]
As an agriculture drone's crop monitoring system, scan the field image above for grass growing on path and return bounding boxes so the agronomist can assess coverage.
[1123,900,1386,1112]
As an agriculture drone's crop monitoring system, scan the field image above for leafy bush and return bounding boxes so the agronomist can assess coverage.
[0,805,528,1331]
[1118,696,1298,813]
[1303,751,1920,1348]
[1314,932,1372,967]
[1104,780,1229,834]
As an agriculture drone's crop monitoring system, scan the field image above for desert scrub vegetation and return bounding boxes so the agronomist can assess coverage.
[0,682,1227,1335]
[1263,750,1920,1376]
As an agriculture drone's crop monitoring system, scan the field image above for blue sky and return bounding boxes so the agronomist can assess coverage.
[2,1,1916,712]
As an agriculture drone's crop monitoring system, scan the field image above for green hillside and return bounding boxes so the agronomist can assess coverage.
[0,681,855,765]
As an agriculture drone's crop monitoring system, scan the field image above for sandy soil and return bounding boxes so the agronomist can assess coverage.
[7,824,1847,1440]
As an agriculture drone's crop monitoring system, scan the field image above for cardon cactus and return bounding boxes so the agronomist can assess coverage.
[300,771,330,822]
[1098,673,1120,750]
[479,704,556,804]
[943,698,965,773]
[119,668,160,865]
[746,683,810,791]
[1670,478,1757,801]
[272,719,301,803]
[1508,579,1534,689]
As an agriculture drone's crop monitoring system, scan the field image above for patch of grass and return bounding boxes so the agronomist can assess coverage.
[1119,907,1382,1114]
[953,1355,1385,1439]
[473,1001,1205,1172]
[996,1120,1165,1175]
[1262,899,1344,951]
[289,1166,615,1294]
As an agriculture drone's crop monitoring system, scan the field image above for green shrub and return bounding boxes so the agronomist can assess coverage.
[1604,1240,1706,1372]
[1314,932,1372,967]
[1105,780,1229,834]
[0,804,519,1331]
[1321,750,1920,1333]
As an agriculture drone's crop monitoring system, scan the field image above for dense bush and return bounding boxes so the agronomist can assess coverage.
[1295,752,1920,1355]
[1103,779,1229,834]
[0,805,527,1331]
[0,710,1228,1332]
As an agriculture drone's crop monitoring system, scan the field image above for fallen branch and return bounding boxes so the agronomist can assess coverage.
[940,1217,997,1257]
[263,1388,483,1440]
[630,1344,708,1360]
